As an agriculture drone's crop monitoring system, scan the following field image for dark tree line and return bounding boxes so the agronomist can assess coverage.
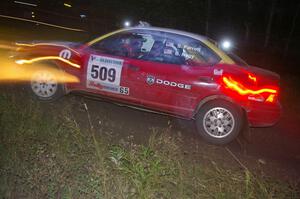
[0,0,299,63]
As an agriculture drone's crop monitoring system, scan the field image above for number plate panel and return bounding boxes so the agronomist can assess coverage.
[86,55,129,95]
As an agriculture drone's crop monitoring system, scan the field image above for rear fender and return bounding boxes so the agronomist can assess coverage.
[193,95,245,119]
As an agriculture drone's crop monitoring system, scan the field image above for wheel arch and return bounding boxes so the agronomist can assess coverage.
[193,95,247,120]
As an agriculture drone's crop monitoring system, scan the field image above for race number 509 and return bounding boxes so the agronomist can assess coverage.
[91,65,116,82]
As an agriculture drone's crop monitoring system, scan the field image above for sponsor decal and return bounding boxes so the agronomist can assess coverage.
[59,49,72,59]
[156,79,191,90]
[213,69,223,76]
[86,55,128,95]
[88,81,129,95]
[146,75,191,90]
[88,81,103,90]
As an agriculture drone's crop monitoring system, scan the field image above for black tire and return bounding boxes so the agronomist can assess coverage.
[28,66,65,102]
[195,99,244,145]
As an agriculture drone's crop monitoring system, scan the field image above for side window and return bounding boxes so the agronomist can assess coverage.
[139,31,185,65]
[90,34,121,55]
[180,40,221,66]
[138,30,220,66]
[89,30,220,66]
[90,31,149,59]
[165,33,221,66]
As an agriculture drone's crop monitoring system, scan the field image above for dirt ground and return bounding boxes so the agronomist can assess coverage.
[55,92,300,187]
[0,47,299,189]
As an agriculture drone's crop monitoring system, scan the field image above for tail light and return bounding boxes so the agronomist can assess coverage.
[248,73,257,83]
[222,76,278,103]
[265,94,276,103]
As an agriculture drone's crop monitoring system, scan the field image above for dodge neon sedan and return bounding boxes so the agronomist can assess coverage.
[13,26,281,144]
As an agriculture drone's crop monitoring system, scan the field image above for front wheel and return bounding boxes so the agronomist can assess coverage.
[195,100,244,145]
[30,69,64,101]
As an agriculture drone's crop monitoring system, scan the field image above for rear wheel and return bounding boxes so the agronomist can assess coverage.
[30,69,64,101]
[195,100,243,145]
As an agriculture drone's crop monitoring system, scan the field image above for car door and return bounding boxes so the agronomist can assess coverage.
[81,31,144,105]
[124,30,221,117]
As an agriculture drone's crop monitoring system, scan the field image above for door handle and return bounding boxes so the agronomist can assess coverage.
[127,64,140,71]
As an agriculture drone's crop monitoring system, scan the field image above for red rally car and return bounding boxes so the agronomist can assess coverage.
[13,26,281,145]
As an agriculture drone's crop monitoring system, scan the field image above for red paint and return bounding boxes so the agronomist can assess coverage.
[16,40,281,127]
[248,73,257,82]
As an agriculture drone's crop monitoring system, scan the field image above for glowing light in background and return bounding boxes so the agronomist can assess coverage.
[64,3,72,8]
[0,15,85,32]
[220,40,232,51]
[14,1,37,7]
[124,21,131,27]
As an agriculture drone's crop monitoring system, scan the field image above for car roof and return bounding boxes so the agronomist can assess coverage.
[125,26,209,43]
[88,26,208,46]
[87,26,234,64]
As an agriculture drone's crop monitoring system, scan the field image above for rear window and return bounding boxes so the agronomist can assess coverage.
[226,52,248,67]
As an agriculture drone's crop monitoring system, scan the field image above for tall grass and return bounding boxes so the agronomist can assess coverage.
[0,91,298,198]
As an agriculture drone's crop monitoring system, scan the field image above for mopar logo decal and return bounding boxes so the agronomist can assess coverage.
[59,49,71,59]
[146,75,155,85]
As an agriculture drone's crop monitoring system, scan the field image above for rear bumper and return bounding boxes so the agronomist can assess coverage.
[245,101,281,127]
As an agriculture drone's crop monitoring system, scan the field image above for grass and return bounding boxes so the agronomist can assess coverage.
[0,89,299,199]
